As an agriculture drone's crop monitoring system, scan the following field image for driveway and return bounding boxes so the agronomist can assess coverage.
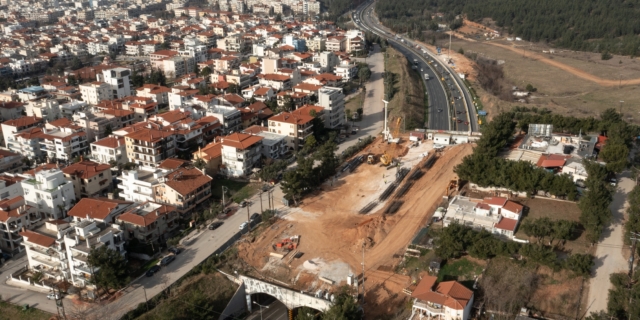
[336,44,385,154]
[0,254,59,314]
[586,171,634,314]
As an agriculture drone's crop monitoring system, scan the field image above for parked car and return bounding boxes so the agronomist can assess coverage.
[250,213,260,222]
[240,201,247,208]
[160,255,176,266]
[146,265,161,277]
[47,293,61,300]
[209,221,224,230]
[239,222,249,230]
[168,247,182,255]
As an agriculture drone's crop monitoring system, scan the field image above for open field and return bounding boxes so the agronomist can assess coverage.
[345,90,364,115]
[237,138,474,318]
[385,47,427,130]
[211,178,259,203]
[443,36,640,124]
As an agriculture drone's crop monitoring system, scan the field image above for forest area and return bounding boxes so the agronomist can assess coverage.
[375,0,640,56]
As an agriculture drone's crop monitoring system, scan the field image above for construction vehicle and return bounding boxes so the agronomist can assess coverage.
[367,154,376,164]
[380,117,403,166]
[445,177,459,197]
[273,236,300,252]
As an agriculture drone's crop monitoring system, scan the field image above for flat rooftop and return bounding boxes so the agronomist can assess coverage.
[518,134,597,159]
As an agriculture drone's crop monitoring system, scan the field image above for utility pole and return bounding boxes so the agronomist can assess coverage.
[52,285,67,320]
[448,31,451,61]
[143,287,149,312]
[629,231,640,320]
[361,240,366,316]
[221,186,227,207]
[258,189,263,213]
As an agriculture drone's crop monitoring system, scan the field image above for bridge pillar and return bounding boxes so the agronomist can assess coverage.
[245,294,253,313]
[288,308,293,320]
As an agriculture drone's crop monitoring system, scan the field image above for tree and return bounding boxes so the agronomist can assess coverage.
[200,66,212,77]
[295,307,317,320]
[600,142,629,173]
[227,83,238,94]
[304,135,317,150]
[131,70,145,88]
[564,253,594,277]
[70,57,83,70]
[525,83,537,92]
[357,64,371,84]
[194,157,207,170]
[67,75,78,86]
[322,287,361,320]
[87,246,129,290]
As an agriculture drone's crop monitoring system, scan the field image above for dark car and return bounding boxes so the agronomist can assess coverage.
[160,255,176,266]
[457,119,463,123]
[146,265,160,277]
[168,247,182,255]
[240,201,247,208]
[250,213,260,222]
[208,221,224,230]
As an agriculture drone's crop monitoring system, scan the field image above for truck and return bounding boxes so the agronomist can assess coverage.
[424,74,429,80]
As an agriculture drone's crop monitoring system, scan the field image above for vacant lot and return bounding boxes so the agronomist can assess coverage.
[345,90,364,115]
[385,47,427,130]
[447,37,640,124]
[437,257,485,288]
[514,198,591,255]
[211,178,259,203]
[0,301,51,320]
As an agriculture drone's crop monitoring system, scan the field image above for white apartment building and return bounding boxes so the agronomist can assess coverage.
[39,126,89,162]
[80,82,111,105]
[2,116,42,150]
[206,105,243,135]
[100,67,132,100]
[268,105,324,150]
[0,196,41,254]
[90,136,128,165]
[20,221,70,281]
[25,99,61,122]
[118,166,168,203]
[334,62,358,82]
[21,168,76,220]
[317,86,345,129]
[221,133,263,177]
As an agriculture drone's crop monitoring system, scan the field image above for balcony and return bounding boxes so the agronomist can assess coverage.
[31,254,62,268]
[413,301,444,314]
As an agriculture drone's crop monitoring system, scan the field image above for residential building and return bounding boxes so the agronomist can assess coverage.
[411,275,474,320]
[2,116,43,150]
[268,105,324,150]
[90,136,128,165]
[206,105,242,135]
[62,161,113,199]
[334,62,358,82]
[67,198,134,224]
[0,149,24,173]
[444,195,524,240]
[124,126,176,167]
[80,82,112,104]
[100,67,132,99]
[243,126,287,160]
[38,125,89,162]
[118,166,169,203]
[21,168,76,220]
[220,132,264,177]
[0,196,40,254]
[193,140,222,176]
[317,86,345,129]
[136,85,172,105]
[0,101,25,122]
[154,166,212,215]
[20,221,70,281]
[117,202,179,243]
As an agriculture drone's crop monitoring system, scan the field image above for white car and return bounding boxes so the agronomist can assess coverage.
[239,222,248,230]
[47,293,61,300]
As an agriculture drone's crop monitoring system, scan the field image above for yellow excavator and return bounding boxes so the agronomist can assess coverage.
[380,118,402,166]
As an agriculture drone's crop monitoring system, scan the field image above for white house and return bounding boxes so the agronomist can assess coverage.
[221,133,264,177]
[118,166,169,203]
[444,195,524,240]
[21,167,76,220]
[90,136,128,165]
[317,86,345,129]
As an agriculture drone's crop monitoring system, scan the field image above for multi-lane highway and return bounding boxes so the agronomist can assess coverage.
[353,1,479,132]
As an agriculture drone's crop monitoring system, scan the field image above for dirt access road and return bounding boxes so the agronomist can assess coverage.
[586,171,634,314]
[450,29,640,87]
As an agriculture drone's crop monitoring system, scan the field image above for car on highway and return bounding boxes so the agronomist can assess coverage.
[160,255,176,266]
[209,221,224,230]
[239,222,249,230]
[146,265,161,277]
[420,68,423,72]
[456,111,462,114]
[464,121,469,125]
[457,119,463,123]
[438,109,443,112]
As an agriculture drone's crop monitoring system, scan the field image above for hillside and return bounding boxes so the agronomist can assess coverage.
[375,0,640,55]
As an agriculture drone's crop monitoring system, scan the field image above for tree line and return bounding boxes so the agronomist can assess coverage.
[454,112,578,198]
[376,0,640,56]
[435,223,593,277]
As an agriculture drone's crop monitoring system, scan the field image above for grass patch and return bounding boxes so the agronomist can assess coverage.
[0,300,51,320]
[211,178,258,203]
[437,257,484,289]
[345,90,364,116]
[385,47,427,130]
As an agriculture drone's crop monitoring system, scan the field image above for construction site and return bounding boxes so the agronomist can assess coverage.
[237,128,474,316]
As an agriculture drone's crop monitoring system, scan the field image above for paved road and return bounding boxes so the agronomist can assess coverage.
[246,296,289,320]
[0,254,59,314]
[337,44,385,154]
[354,0,479,132]
[586,171,634,314]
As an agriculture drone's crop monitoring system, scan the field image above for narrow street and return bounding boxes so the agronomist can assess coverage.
[586,171,634,314]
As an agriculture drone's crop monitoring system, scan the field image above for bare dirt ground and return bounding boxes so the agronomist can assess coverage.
[530,267,585,319]
[238,140,474,317]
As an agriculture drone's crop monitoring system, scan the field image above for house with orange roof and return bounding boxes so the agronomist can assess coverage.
[20,220,70,281]
[410,275,474,320]
[268,105,324,150]
[91,135,128,165]
[444,195,525,240]
[117,202,179,243]
[220,132,264,177]
[0,149,25,174]
[193,140,223,175]
[124,125,176,168]
[136,84,172,105]
[154,166,212,215]
[62,160,113,199]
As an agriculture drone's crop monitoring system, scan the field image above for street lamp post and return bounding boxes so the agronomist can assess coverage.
[253,301,269,320]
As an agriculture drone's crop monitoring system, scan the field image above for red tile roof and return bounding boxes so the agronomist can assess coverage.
[68,198,132,221]
[20,230,56,247]
[483,196,507,207]
[62,161,111,179]
[163,167,212,196]
[222,133,263,150]
[411,275,473,311]
[494,217,519,232]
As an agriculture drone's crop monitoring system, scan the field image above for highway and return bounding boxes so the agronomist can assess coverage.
[353,1,479,132]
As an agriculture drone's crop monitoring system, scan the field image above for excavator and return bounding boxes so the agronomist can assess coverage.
[380,117,402,166]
